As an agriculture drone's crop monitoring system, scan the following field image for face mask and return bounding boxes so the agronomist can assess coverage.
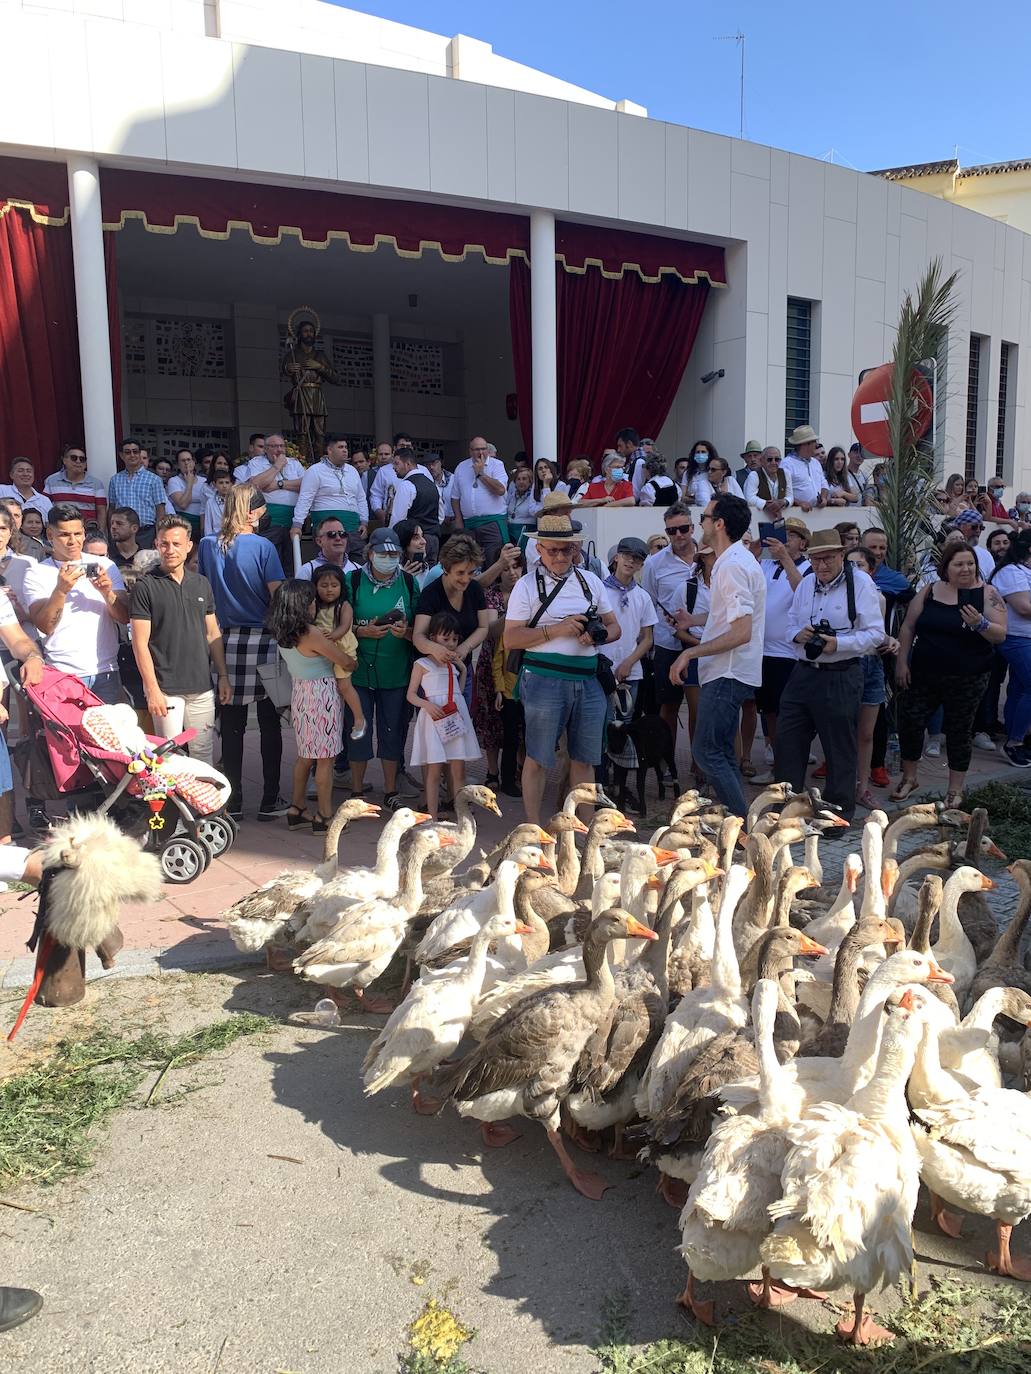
[371,553,399,575]
[990,488,1003,500]
[1019,503,1030,515]
[610,468,625,482]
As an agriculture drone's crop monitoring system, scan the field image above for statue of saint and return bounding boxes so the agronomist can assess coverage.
[281,307,340,464]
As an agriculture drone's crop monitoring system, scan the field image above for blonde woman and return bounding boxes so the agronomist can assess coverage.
[197,486,286,819]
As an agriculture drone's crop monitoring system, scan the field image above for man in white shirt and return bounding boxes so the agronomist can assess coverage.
[0,458,52,521]
[782,425,830,512]
[773,527,884,820]
[846,443,869,501]
[751,518,811,782]
[669,494,766,818]
[289,434,368,543]
[503,509,619,824]
[388,448,440,562]
[242,433,305,559]
[234,433,266,479]
[426,453,455,529]
[743,446,793,520]
[641,502,698,753]
[451,435,509,569]
[369,438,401,524]
[296,517,359,581]
[23,502,129,704]
[602,537,657,704]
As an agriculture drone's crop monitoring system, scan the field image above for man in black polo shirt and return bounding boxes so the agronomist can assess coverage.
[130,516,231,763]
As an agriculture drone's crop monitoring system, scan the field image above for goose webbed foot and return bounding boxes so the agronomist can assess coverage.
[987,1222,1031,1280]
[480,1121,521,1148]
[547,1127,611,1199]
[676,1273,716,1327]
[835,1292,895,1345]
[929,1190,964,1238]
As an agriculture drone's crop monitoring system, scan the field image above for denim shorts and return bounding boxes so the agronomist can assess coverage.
[861,653,887,708]
[0,732,11,795]
[519,667,608,766]
[346,684,407,763]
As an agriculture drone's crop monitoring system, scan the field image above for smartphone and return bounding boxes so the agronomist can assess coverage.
[85,563,102,582]
[957,588,978,608]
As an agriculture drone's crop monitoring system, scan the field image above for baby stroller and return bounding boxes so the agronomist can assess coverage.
[12,666,237,884]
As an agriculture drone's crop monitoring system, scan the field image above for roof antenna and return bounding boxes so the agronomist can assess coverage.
[714,32,745,140]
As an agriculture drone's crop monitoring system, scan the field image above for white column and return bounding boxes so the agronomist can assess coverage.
[372,311,392,442]
[529,209,558,462]
[67,157,117,482]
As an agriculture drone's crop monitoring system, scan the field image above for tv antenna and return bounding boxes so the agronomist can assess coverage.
[714,31,745,139]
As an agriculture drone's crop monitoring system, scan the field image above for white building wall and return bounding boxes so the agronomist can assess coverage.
[1,2,1028,486]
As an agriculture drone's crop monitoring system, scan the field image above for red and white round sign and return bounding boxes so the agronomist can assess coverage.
[851,362,933,458]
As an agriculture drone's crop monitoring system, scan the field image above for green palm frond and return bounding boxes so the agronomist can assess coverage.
[877,258,959,574]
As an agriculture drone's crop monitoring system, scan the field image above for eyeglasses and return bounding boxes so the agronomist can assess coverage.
[699,512,715,523]
[322,530,346,538]
[665,524,693,535]
[470,446,488,454]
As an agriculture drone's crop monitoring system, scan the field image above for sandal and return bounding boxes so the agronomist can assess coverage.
[889,777,920,803]
[485,772,500,788]
[286,807,311,829]
[944,790,965,809]
[855,786,877,811]
[739,760,757,779]
[311,812,329,834]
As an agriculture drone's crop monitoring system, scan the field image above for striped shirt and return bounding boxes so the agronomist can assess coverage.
[42,472,108,523]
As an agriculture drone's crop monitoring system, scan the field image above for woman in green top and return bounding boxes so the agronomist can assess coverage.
[345,527,418,809]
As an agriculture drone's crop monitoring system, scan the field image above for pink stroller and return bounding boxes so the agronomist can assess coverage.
[12,666,237,884]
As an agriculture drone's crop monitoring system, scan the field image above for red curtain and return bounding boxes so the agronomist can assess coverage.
[0,206,83,474]
[0,206,121,476]
[509,258,710,465]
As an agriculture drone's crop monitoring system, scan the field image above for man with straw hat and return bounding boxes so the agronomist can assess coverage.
[782,425,830,512]
[773,525,883,820]
[503,507,619,824]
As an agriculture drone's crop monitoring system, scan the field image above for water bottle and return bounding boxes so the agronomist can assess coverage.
[886,733,901,777]
[312,998,340,1027]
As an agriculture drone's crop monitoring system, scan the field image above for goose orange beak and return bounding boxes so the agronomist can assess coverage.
[898,987,918,1011]
[645,874,665,891]
[927,960,954,984]
[624,916,658,941]
[436,832,458,847]
[981,875,996,890]
[986,841,1007,861]
[486,798,503,817]
[514,922,534,935]
[537,828,557,844]
[846,867,861,893]
[534,858,555,874]
[358,802,382,816]
[614,815,637,832]
[798,935,829,957]
[412,811,433,823]
[567,817,590,834]
[702,861,724,879]
[651,847,680,866]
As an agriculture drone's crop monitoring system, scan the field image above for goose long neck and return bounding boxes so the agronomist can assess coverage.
[965,810,987,862]
[646,887,677,999]
[990,877,1031,965]
[936,876,969,952]
[460,928,494,992]
[753,983,788,1116]
[839,964,898,1090]
[397,848,428,913]
[859,824,884,919]
[909,1017,963,1106]
[582,928,617,996]
[960,985,1010,1032]
[712,875,743,997]
[887,849,950,918]
[375,817,406,882]
[846,1024,917,1122]
[320,812,352,871]
[804,833,823,886]
[826,922,864,1024]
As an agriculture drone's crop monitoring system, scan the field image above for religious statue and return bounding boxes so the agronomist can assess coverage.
[281,306,341,464]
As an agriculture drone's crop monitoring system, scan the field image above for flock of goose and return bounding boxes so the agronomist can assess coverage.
[220,781,1031,1346]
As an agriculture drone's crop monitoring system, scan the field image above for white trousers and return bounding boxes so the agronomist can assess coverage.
[150,689,216,764]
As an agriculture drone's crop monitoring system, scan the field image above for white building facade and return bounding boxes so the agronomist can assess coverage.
[1,0,1029,488]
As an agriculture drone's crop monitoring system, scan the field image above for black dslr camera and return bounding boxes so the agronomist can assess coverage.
[582,605,609,645]
[805,618,834,660]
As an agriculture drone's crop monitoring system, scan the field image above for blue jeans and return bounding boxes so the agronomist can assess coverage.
[82,670,125,705]
[345,685,407,763]
[1000,636,1031,742]
[693,677,753,818]
[519,668,608,766]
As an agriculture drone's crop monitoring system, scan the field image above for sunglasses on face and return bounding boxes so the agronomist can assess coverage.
[666,524,693,535]
[322,530,346,538]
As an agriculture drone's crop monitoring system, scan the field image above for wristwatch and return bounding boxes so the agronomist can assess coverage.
[276,476,284,489]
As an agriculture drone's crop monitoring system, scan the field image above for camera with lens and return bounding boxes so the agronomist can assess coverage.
[805,618,834,660]
[583,607,609,645]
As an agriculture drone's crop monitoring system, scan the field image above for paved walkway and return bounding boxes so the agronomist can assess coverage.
[0,714,1020,988]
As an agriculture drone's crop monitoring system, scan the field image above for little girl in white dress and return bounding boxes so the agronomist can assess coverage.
[407,611,481,819]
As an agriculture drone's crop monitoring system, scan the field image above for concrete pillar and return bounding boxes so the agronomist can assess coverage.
[372,312,392,443]
[529,209,558,462]
[67,157,118,482]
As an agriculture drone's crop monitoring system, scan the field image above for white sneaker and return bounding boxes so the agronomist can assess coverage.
[807,752,817,765]
[925,737,942,758]
[972,731,997,752]
[764,744,774,766]
[750,770,775,785]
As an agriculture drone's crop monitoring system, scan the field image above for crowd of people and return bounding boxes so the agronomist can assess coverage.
[0,421,1028,850]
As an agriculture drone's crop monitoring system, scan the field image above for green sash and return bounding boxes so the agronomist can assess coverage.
[465,512,510,547]
[267,502,297,528]
[312,508,359,532]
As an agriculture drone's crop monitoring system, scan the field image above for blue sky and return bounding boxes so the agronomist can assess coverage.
[331,0,1029,171]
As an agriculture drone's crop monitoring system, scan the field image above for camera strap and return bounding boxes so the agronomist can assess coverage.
[844,557,857,628]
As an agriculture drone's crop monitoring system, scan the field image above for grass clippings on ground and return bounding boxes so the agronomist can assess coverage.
[594,1276,1031,1374]
[963,780,1031,859]
[0,1011,272,1191]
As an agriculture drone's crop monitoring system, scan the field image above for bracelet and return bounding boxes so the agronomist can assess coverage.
[975,614,990,633]
[542,625,550,642]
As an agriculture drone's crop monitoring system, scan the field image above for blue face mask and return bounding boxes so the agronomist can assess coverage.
[371,552,399,575]
[610,468,625,482]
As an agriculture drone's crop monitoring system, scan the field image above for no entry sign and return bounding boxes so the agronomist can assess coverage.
[851,362,933,458]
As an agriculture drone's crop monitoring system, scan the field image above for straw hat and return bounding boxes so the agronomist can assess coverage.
[740,440,763,456]
[787,424,820,447]
[538,490,574,514]
[534,509,586,543]
[807,528,844,553]
[783,517,811,541]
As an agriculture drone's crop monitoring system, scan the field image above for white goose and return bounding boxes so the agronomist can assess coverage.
[930,865,994,1005]
[295,807,431,944]
[413,854,548,967]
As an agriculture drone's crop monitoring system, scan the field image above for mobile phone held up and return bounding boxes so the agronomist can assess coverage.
[84,563,102,582]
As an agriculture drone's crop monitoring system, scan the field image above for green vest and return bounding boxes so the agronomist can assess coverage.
[346,570,416,690]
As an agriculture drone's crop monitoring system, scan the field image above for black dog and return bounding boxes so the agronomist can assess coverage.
[606,714,680,817]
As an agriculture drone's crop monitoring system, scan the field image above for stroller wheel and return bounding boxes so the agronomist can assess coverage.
[159,836,208,884]
[195,813,237,858]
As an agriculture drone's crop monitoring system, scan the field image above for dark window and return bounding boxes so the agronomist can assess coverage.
[965,335,982,480]
[996,341,1012,476]
[785,299,812,443]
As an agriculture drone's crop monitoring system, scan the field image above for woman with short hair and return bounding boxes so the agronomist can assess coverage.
[576,452,636,508]
[413,534,494,706]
